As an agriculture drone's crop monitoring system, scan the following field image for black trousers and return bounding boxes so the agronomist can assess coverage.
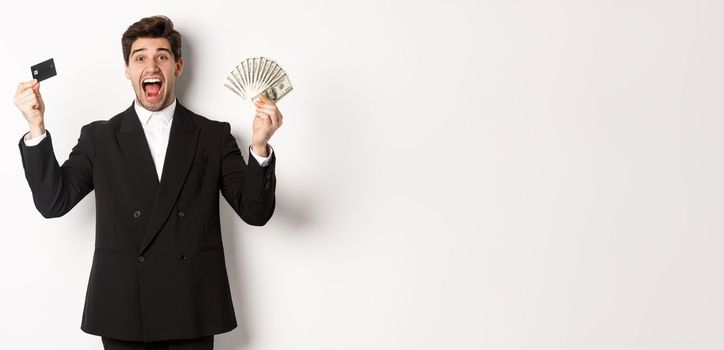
[101,336,214,350]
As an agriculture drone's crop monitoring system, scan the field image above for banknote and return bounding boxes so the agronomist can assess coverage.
[225,57,293,103]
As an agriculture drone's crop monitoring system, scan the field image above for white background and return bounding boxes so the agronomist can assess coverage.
[1,0,723,349]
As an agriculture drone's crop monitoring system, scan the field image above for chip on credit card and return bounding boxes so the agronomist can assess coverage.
[31,58,57,82]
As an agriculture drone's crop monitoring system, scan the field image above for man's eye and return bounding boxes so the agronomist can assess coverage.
[160,56,168,61]
[135,57,144,62]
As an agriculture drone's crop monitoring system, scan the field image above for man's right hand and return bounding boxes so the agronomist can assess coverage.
[14,79,46,138]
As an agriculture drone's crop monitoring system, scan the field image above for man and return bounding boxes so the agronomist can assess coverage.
[14,16,283,349]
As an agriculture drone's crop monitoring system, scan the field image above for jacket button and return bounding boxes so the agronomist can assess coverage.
[178,211,185,218]
[178,253,187,261]
[133,210,141,218]
[138,256,145,262]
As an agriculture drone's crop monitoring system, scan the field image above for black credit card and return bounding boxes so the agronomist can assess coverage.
[31,58,57,82]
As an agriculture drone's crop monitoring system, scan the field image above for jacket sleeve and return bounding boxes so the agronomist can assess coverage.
[218,122,276,226]
[18,126,95,218]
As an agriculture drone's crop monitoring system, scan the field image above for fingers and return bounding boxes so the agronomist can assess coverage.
[14,80,41,109]
[15,88,41,110]
[16,80,38,95]
[31,83,43,108]
[14,80,45,124]
[254,95,276,109]
[16,87,38,105]
[252,95,283,147]
[32,82,41,95]
[256,110,283,128]
[254,97,283,125]
[255,106,276,115]
[255,111,277,128]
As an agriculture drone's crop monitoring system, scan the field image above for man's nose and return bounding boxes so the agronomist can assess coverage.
[145,61,161,72]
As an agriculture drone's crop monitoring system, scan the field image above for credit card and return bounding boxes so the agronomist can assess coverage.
[31,58,57,82]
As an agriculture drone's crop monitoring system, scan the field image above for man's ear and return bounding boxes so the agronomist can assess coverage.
[175,57,184,77]
[124,64,130,79]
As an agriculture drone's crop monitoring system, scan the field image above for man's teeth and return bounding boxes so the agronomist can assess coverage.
[143,78,161,84]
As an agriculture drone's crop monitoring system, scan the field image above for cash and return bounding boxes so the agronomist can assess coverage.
[224,57,293,103]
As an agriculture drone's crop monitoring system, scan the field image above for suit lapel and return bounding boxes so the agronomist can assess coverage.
[116,104,160,195]
[139,102,200,254]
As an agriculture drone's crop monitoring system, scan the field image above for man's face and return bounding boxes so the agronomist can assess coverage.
[125,37,183,111]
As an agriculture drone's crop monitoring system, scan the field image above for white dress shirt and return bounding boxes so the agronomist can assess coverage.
[23,99,272,180]
[135,99,175,180]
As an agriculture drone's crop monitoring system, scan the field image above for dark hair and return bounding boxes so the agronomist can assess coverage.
[122,16,182,65]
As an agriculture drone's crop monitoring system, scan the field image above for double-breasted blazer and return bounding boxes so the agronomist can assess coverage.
[18,102,276,342]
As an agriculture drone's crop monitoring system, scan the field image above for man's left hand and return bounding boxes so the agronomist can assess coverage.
[251,94,283,157]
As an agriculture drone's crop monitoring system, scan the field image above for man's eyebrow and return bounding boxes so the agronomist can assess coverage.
[131,47,172,56]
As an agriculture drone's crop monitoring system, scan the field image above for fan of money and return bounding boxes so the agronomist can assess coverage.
[224,57,293,103]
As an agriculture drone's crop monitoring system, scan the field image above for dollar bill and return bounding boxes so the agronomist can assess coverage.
[225,57,293,103]
[261,74,293,102]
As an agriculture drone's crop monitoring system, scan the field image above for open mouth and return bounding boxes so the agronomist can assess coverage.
[142,78,163,100]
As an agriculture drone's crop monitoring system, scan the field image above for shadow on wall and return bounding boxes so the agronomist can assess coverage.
[215,140,313,350]
[177,36,316,349]
[174,33,193,104]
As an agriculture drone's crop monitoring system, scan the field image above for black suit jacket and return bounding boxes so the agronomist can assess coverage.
[18,102,276,342]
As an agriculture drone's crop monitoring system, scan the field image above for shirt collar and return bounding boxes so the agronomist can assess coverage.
[134,98,177,126]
